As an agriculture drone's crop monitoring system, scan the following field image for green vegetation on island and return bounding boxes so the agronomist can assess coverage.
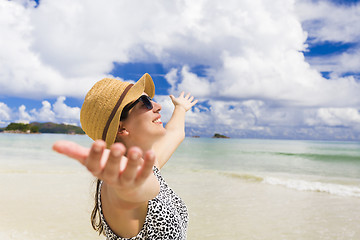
[2,122,39,133]
[0,122,85,135]
[212,133,230,139]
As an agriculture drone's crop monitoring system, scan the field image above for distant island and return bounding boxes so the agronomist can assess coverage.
[0,122,85,135]
[212,133,230,139]
[0,124,229,138]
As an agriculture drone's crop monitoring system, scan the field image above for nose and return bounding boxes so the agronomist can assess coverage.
[152,101,161,113]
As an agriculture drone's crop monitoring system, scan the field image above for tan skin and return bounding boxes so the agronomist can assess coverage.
[53,92,197,238]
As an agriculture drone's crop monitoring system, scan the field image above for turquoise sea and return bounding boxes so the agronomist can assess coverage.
[0,133,359,239]
[172,137,360,197]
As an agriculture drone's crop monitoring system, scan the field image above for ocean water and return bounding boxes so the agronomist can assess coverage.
[0,133,359,239]
[169,138,360,197]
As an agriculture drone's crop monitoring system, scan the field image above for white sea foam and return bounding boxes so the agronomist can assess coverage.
[263,177,360,198]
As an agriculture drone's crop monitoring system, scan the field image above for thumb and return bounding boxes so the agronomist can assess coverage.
[169,95,176,103]
[53,140,90,164]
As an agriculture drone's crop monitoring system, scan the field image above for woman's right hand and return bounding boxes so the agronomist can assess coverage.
[52,140,159,204]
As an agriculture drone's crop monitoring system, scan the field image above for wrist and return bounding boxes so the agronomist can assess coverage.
[174,104,187,112]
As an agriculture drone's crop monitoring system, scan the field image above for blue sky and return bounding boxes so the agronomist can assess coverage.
[1,0,360,140]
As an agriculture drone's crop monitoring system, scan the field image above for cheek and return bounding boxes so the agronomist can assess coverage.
[125,111,165,136]
[127,115,150,132]
[132,118,166,136]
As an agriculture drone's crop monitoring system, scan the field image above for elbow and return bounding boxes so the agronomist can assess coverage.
[166,129,185,142]
[179,131,185,142]
[172,129,185,142]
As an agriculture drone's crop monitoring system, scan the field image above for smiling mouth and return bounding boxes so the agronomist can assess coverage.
[153,118,162,124]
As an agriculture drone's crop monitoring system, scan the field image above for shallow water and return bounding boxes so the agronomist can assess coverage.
[0,134,359,239]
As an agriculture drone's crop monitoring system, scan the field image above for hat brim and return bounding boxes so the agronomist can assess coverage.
[104,73,155,148]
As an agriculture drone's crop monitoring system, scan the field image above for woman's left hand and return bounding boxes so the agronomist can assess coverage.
[169,92,198,112]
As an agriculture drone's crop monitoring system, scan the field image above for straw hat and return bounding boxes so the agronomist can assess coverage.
[80,73,155,148]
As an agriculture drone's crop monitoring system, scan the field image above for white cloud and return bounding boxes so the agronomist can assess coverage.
[0,0,106,99]
[0,102,12,126]
[1,0,360,139]
[166,53,360,107]
[18,105,33,123]
[306,108,360,128]
[336,49,360,74]
[308,48,360,77]
[0,102,11,120]
[3,0,359,106]
[52,96,80,124]
[30,100,56,122]
[295,0,360,76]
[5,96,81,126]
[295,0,360,43]
[165,66,212,97]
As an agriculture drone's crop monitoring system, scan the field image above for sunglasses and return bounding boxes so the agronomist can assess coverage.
[120,95,153,120]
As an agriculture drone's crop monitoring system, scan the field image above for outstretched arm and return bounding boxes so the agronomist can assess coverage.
[53,140,160,237]
[153,92,197,168]
[53,140,159,207]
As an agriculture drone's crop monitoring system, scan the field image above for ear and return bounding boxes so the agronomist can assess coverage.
[117,122,129,137]
[117,127,129,136]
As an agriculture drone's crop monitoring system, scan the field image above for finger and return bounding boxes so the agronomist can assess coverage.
[185,92,191,99]
[52,140,90,164]
[191,99,198,107]
[189,96,194,102]
[169,95,175,101]
[85,140,106,175]
[135,150,155,185]
[179,91,184,98]
[120,147,142,183]
[102,143,125,184]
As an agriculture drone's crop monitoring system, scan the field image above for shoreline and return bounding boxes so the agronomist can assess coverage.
[1,130,40,134]
[0,131,84,135]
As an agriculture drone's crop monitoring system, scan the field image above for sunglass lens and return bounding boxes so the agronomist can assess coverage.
[140,95,153,109]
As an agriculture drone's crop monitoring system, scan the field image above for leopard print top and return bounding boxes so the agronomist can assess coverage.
[97,166,188,240]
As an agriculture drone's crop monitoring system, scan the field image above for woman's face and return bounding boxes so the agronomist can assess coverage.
[120,94,166,144]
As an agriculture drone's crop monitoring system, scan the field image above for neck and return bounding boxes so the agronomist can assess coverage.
[121,138,154,156]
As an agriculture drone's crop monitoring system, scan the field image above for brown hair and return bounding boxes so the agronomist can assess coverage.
[91,178,104,235]
[91,134,125,235]
[91,113,129,235]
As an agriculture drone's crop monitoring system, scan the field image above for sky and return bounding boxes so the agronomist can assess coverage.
[0,0,360,140]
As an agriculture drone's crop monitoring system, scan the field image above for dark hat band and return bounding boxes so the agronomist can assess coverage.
[102,84,134,142]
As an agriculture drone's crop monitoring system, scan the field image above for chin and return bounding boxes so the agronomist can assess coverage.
[142,125,166,139]
[161,128,167,135]
[156,127,167,137]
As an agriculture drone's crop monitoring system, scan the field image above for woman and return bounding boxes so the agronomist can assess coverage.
[53,73,197,239]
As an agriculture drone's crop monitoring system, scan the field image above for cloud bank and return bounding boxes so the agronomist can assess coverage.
[1,0,359,139]
[0,96,80,126]
[296,0,360,77]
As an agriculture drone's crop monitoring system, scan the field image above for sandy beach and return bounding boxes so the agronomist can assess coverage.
[1,167,359,240]
[163,168,360,240]
[0,133,359,239]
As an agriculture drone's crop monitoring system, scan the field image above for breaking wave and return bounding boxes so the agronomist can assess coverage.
[217,170,360,198]
[262,177,360,198]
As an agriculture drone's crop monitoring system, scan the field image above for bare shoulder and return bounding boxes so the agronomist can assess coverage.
[100,174,159,238]
[101,184,149,237]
